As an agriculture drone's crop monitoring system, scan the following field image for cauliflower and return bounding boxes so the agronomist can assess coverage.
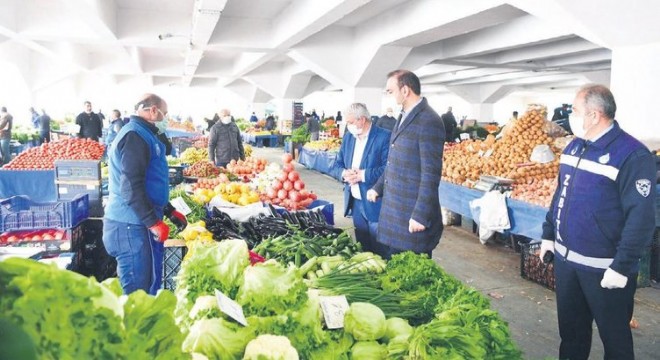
[243,334,299,360]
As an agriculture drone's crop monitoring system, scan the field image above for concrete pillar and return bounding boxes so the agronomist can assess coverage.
[344,87,384,116]
[609,43,660,142]
[470,103,494,123]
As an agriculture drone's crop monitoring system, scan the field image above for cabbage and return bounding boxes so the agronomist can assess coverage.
[382,317,413,343]
[350,341,387,360]
[182,318,255,360]
[243,334,299,360]
[386,335,409,359]
[236,260,307,316]
[344,302,386,341]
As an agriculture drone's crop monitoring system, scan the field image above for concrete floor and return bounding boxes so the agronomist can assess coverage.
[252,146,660,360]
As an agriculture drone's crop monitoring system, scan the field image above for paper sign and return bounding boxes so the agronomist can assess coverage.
[484,149,493,158]
[460,133,470,141]
[215,290,248,326]
[171,197,192,216]
[319,295,349,329]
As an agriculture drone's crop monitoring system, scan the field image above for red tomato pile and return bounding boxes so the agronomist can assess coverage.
[1,229,67,244]
[225,157,268,182]
[260,153,317,211]
[1,138,105,170]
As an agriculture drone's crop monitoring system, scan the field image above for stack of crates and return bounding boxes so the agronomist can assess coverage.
[54,160,104,217]
[163,239,187,290]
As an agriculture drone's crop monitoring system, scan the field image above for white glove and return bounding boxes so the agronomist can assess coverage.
[366,189,379,202]
[539,240,554,261]
[600,268,628,289]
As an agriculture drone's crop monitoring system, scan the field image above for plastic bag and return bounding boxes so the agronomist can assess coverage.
[544,120,568,138]
[470,191,511,245]
[530,144,555,164]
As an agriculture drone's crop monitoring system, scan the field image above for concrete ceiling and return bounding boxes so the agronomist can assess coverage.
[1,0,646,104]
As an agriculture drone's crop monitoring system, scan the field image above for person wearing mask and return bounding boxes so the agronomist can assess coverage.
[367,69,445,259]
[208,109,245,168]
[441,106,457,143]
[103,94,187,295]
[105,109,124,149]
[375,107,397,132]
[37,109,51,144]
[0,107,13,166]
[539,84,656,360]
[29,107,39,129]
[335,103,390,253]
[75,101,103,141]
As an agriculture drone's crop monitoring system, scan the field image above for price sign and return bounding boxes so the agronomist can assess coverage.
[215,290,248,326]
[319,295,349,329]
[171,197,192,216]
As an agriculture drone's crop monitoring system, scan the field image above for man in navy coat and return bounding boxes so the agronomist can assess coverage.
[367,70,445,258]
[335,103,391,252]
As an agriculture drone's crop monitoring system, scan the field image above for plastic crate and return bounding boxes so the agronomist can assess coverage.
[54,160,101,181]
[163,241,187,291]
[519,241,555,291]
[56,182,103,217]
[0,194,89,232]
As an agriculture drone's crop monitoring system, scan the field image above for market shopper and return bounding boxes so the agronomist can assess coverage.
[441,106,457,142]
[335,103,391,252]
[37,109,51,144]
[208,108,245,168]
[29,107,39,129]
[375,107,397,132]
[540,84,656,360]
[103,93,188,295]
[0,107,13,166]
[75,101,103,141]
[367,69,445,259]
[105,109,124,148]
[307,112,320,141]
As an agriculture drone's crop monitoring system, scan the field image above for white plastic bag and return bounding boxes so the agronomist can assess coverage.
[469,191,511,245]
[530,144,555,164]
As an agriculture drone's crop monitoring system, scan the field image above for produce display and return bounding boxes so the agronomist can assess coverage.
[225,157,268,181]
[510,178,558,208]
[0,259,187,359]
[442,104,560,186]
[169,240,521,359]
[183,161,220,178]
[259,153,318,211]
[1,138,104,170]
[165,189,207,238]
[191,175,231,191]
[192,136,208,149]
[167,119,196,132]
[179,148,208,165]
[303,138,341,152]
[199,182,261,206]
[244,144,253,158]
[0,228,68,245]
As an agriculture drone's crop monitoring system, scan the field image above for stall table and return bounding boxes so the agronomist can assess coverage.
[298,148,343,181]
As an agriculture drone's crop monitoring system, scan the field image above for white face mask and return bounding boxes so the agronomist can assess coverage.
[346,124,362,136]
[220,116,231,125]
[569,113,595,139]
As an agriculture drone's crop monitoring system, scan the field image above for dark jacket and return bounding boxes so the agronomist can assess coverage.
[441,112,457,141]
[307,116,320,133]
[0,113,12,140]
[375,115,397,132]
[542,122,656,275]
[208,121,245,165]
[38,114,51,134]
[76,111,103,141]
[265,116,276,130]
[335,125,391,222]
[372,98,446,253]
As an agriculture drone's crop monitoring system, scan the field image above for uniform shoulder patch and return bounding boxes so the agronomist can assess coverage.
[635,179,651,197]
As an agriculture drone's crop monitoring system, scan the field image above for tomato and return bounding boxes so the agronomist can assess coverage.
[288,190,301,202]
[282,153,293,164]
[278,171,289,182]
[277,189,288,200]
[282,163,294,174]
[288,171,299,182]
[309,192,318,200]
[293,179,305,191]
[273,180,283,190]
[266,188,277,199]
[282,180,293,191]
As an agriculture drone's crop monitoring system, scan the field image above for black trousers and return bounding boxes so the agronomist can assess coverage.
[554,256,637,360]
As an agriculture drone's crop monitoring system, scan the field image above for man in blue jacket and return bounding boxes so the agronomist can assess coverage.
[367,69,445,258]
[103,93,187,295]
[540,84,656,360]
[335,103,390,253]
